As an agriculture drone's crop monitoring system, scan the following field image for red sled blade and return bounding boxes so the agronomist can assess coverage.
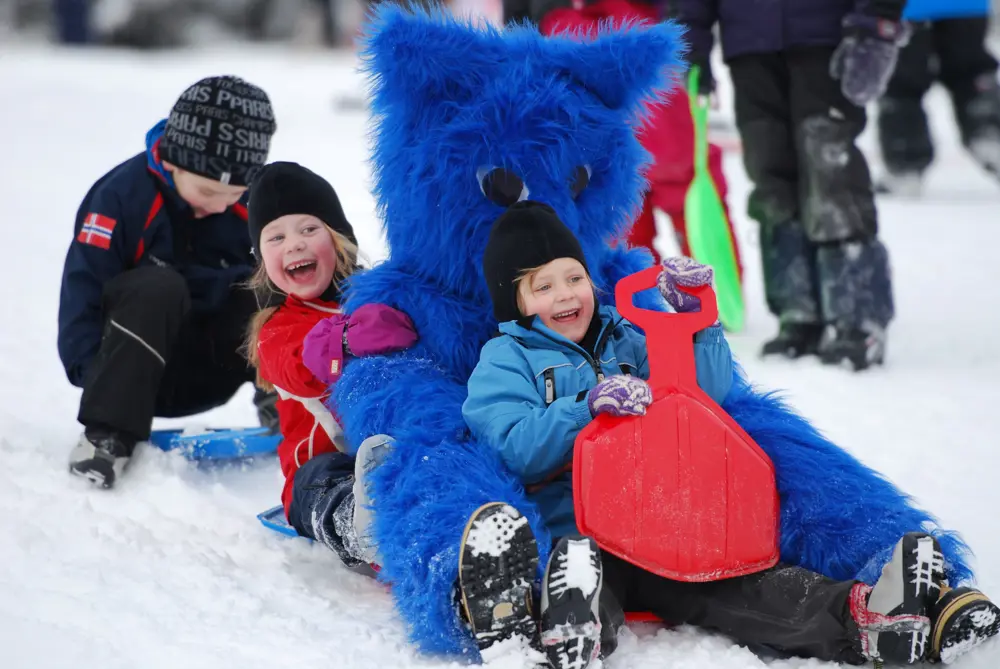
[573,267,779,581]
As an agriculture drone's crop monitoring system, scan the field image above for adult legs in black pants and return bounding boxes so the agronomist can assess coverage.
[877,18,1000,187]
[730,48,894,370]
[70,265,263,488]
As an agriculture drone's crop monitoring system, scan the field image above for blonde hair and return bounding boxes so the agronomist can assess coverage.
[244,227,359,390]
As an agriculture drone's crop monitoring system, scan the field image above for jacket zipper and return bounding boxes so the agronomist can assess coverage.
[520,316,624,383]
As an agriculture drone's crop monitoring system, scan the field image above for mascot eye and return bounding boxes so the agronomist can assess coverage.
[477,166,529,207]
[569,165,592,198]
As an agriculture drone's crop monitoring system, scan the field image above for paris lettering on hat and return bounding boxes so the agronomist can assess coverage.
[159,75,277,187]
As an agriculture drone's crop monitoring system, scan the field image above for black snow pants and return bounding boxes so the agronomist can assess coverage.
[729,47,894,331]
[78,265,257,445]
[877,17,1000,175]
[598,551,866,664]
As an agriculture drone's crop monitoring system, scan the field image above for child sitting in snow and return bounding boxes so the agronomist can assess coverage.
[245,161,417,568]
[457,201,997,668]
[61,75,279,489]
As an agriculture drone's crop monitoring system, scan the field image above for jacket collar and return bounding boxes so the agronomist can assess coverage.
[285,293,342,314]
[498,305,622,353]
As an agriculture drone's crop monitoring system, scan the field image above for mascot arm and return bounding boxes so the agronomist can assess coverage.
[464,342,592,484]
[333,352,469,453]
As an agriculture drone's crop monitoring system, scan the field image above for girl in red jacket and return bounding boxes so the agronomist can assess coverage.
[245,161,417,569]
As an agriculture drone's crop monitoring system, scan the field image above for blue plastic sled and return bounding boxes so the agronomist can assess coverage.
[258,505,302,538]
[148,427,280,461]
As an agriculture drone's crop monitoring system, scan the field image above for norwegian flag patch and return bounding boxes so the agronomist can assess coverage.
[77,213,117,250]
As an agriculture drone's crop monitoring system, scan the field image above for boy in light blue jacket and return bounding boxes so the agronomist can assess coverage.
[458,201,958,669]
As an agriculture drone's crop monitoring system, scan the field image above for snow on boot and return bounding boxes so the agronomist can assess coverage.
[818,323,886,371]
[540,535,602,669]
[929,586,1000,664]
[351,434,393,567]
[968,133,1000,180]
[458,503,541,658]
[874,172,924,198]
[850,533,945,664]
[69,429,135,489]
[760,322,824,359]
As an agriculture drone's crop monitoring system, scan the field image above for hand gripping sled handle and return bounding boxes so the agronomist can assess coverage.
[614,266,719,393]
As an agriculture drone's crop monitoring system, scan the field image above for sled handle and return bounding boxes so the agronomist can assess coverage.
[614,266,718,392]
[688,65,710,175]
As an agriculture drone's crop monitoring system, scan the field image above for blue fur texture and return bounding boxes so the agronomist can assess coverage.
[334,4,974,660]
[337,7,685,656]
[722,371,973,587]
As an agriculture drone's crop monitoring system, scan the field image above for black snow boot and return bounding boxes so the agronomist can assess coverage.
[929,586,1000,663]
[540,535,603,669]
[761,322,824,359]
[69,427,137,489]
[458,503,542,660]
[818,324,887,371]
[850,533,946,664]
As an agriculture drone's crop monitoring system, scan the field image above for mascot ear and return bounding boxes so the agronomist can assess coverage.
[359,3,502,105]
[549,18,689,115]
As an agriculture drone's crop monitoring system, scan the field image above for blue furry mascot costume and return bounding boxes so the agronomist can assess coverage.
[336,5,974,658]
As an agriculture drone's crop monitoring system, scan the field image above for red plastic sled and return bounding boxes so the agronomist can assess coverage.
[573,266,780,582]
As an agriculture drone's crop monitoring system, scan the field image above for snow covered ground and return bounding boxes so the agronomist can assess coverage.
[1,42,998,669]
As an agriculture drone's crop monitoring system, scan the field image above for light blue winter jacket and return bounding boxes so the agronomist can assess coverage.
[462,305,734,539]
[903,0,988,22]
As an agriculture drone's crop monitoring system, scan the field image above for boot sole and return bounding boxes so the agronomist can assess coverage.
[458,503,539,651]
[932,590,1000,663]
[541,536,602,669]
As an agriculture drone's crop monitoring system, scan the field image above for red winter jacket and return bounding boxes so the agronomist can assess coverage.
[256,295,347,516]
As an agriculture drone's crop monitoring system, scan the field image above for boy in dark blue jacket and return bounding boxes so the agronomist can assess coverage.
[673,0,909,369]
[459,202,955,669]
[59,75,278,488]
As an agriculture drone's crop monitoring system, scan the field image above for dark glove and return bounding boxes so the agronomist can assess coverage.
[690,58,716,98]
[830,13,910,107]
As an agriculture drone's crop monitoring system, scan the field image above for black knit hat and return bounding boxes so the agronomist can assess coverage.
[159,75,277,187]
[247,161,357,259]
[483,201,589,323]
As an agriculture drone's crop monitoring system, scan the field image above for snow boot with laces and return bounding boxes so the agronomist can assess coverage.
[540,535,603,669]
[850,532,946,664]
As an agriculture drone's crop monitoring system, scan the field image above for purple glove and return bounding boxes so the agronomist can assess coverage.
[587,375,653,418]
[303,315,349,385]
[343,303,418,357]
[657,256,714,313]
[830,14,910,107]
[302,304,418,385]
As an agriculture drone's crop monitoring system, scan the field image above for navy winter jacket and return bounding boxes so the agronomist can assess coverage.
[57,122,254,387]
[462,306,733,538]
[672,0,906,62]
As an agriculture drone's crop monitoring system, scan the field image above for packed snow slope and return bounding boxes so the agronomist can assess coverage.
[0,44,997,669]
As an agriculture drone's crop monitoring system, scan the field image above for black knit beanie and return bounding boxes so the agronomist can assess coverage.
[248,161,357,260]
[482,201,589,323]
[159,75,277,187]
